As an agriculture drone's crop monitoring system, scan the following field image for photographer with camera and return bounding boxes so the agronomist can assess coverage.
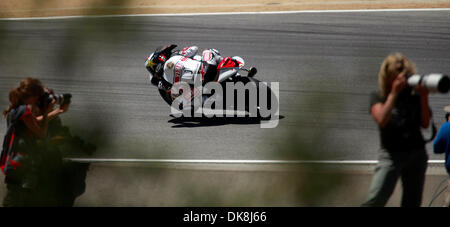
[1,78,69,206]
[26,85,92,207]
[432,106,450,207]
[362,53,431,207]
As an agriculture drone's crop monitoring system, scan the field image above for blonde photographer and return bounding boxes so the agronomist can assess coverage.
[362,53,431,207]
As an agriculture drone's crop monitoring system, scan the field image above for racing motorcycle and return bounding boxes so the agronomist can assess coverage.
[148,46,277,118]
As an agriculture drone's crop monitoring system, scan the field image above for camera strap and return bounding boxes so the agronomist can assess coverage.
[424,115,437,143]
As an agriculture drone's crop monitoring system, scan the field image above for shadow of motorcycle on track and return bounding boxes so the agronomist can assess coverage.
[168,114,285,128]
[165,76,282,128]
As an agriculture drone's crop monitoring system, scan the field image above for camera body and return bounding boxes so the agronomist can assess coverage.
[40,92,72,107]
[407,74,450,93]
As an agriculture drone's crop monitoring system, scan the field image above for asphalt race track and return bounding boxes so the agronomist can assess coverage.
[1,10,450,161]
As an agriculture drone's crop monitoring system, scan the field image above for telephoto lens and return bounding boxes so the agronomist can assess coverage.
[51,93,72,105]
[407,74,450,93]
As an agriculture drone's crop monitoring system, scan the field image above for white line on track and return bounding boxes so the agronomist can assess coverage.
[1,8,450,21]
[67,158,445,165]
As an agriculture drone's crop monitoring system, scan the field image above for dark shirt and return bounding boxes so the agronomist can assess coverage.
[369,88,425,152]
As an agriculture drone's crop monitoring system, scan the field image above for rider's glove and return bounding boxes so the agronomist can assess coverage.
[158,80,170,91]
[157,80,164,90]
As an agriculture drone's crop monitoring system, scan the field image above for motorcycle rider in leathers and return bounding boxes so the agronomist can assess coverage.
[145,44,223,92]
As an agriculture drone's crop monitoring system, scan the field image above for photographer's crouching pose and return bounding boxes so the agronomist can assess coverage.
[0,78,69,206]
[362,53,431,207]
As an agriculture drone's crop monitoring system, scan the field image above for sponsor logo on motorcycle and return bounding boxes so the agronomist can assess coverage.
[174,57,188,83]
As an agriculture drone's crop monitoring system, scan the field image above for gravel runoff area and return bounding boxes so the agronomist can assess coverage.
[1,0,450,18]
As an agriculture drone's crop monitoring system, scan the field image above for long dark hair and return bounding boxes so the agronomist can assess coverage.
[3,78,45,117]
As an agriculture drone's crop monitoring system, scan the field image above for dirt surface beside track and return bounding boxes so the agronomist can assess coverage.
[1,0,450,18]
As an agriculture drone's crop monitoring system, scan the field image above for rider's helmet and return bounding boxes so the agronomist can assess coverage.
[145,52,167,77]
[145,44,178,78]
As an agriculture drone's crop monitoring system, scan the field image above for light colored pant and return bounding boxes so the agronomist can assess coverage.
[362,148,428,207]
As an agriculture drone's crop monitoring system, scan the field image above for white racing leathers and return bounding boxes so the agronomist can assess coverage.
[163,46,222,86]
